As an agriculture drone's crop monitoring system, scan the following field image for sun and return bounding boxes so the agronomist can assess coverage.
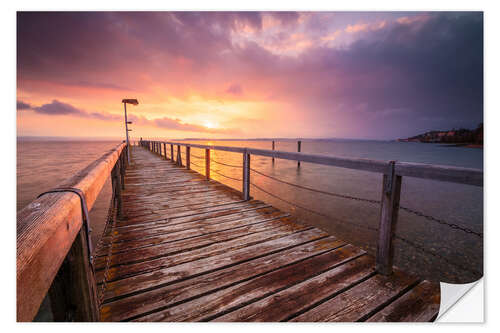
[203,121,218,129]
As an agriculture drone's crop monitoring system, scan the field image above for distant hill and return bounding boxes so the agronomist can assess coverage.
[398,123,483,145]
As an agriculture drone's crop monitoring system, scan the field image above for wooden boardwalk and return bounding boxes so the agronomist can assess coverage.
[94,146,440,322]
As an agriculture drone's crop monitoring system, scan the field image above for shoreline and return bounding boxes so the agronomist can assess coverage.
[440,143,483,149]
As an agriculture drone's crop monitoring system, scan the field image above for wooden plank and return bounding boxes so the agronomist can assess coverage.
[96,207,285,256]
[100,228,327,302]
[105,201,269,233]
[137,245,368,322]
[395,161,482,187]
[116,198,246,225]
[101,237,345,321]
[113,200,265,228]
[214,254,375,322]
[290,270,419,322]
[94,209,288,268]
[95,204,273,248]
[366,280,440,322]
[97,217,308,284]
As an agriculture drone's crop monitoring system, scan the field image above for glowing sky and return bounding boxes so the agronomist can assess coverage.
[17,12,483,140]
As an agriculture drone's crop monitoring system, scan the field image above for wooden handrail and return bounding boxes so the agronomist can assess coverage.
[151,140,483,186]
[17,142,127,322]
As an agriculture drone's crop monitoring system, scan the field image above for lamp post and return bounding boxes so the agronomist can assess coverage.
[121,99,139,164]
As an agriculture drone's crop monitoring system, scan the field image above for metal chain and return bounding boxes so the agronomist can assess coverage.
[250,168,482,238]
[189,160,203,168]
[97,189,118,306]
[399,206,483,238]
[211,168,243,181]
[250,168,379,204]
[211,158,242,168]
[250,182,378,233]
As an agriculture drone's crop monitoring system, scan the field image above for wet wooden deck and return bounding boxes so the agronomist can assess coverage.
[94,146,440,322]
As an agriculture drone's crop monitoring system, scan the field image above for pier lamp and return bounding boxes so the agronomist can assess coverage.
[122,99,139,164]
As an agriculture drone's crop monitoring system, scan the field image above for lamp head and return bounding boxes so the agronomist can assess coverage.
[122,99,139,105]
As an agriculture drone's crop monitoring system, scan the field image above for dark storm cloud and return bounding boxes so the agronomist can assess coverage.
[258,12,483,135]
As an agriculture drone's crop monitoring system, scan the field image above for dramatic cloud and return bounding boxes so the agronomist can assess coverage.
[33,100,87,116]
[17,12,483,139]
[18,99,239,134]
[17,100,32,110]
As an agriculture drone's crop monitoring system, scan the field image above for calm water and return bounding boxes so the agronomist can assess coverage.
[17,138,483,284]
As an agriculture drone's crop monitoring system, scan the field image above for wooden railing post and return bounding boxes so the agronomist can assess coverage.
[163,143,167,160]
[205,148,210,180]
[171,144,174,161]
[242,151,250,200]
[297,140,301,168]
[272,140,275,164]
[186,146,191,170]
[119,151,125,190]
[376,161,402,275]
[48,227,99,321]
[177,145,182,166]
[112,160,123,218]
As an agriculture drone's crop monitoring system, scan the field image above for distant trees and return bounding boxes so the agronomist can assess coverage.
[404,123,483,144]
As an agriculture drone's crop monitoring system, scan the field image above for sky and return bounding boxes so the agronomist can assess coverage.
[16,11,483,140]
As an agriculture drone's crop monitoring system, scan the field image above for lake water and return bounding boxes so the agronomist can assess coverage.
[17,138,483,284]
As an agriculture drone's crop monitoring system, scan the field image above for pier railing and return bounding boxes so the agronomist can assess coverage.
[141,140,483,277]
[17,142,128,322]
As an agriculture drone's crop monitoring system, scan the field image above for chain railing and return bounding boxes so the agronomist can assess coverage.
[140,139,483,278]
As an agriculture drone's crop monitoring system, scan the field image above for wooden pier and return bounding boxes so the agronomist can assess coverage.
[18,140,484,322]
[95,146,439,322]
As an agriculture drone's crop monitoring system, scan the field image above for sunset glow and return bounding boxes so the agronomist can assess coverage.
[16,12,483,140]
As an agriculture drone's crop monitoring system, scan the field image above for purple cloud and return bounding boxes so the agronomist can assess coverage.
[17,100,32,110]
[225,83,243,95]
[33,100,86,116]
[20,99,240,134]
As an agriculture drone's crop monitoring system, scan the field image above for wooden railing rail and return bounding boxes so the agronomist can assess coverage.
[17,142,127,322]
[140,139,482,277]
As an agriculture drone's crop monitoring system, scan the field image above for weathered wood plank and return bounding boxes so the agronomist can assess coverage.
[94,209,288,269]
[137,245,367,322]
[100,237,344,321]
[100,228,327,302]
[214,255,375,322]
[97,217,309,285]
[94,205,274,251]
[290,270,419,322]
[366,280,440,322]
[96,207,285,258]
